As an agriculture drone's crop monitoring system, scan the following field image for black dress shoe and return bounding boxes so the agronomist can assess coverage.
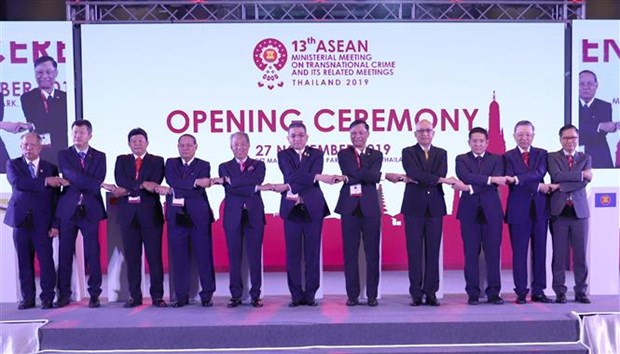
[575,294,591,304]
[88,296,101,308]
[425,295,440,307]
[467,296,479,305]
[227,298,242,308]
[152,299,167,307]
[251,298,263,308]
[17,300,35,310]
[288,300,303,307]
[531,294,552,303]
[410,297,423,306]
[201,298,213,307]
[367,298,378,307]
[515,295,526,304]
[54,297,70,308]
[41,300,54,310]
[555,294,567,304]
[306,299,318,307]
[123,298,143,308]
[171,299,189,308]
[346,298,359,306]
[488,295,504,305]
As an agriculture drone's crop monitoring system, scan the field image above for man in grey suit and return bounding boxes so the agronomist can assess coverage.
[548,124,592,304]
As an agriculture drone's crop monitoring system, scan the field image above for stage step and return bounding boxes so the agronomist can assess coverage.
[4,294,617,352]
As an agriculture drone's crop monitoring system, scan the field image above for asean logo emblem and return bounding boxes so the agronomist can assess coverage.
[253,38,287,90]
[599,194,611,206]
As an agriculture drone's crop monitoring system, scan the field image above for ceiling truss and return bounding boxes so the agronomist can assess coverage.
[66,1,585,23]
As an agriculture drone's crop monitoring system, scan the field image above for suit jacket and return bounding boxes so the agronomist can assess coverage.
[455,152,504,222]
[57,146,107,222]
[164,157,214,227]
[20,88,68,165]
[400,144,447,217]
[334,146,382,217]
[548,150,591,219]
[4,157,59,229]
[114,153,165,228]
[277,146,330,221]
[219,157,266,227]
[579,98,613,168]
[504,146,549,223]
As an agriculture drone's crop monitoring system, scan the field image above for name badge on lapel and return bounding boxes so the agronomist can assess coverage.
[350,184,362,197]
[128,196,141,204]
[286,191,300,202]
[172,197,185,207]
[40,133,52,146]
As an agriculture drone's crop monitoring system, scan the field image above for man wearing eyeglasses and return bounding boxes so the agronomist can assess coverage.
[548,124,592,304]
[578,70,616,169]
[504,120,553,304]
[398,119,456,307]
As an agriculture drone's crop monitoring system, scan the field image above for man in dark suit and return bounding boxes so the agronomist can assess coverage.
[161,134,216,307]
[271,122,334,307]
[452,127,506,305]
[548,124,592,304]
[216,132,267,308]
[113,128,167,308]
[504,120,552,304]
[4,132,67,309]
[335,120,382,307]
[398,119,455,307]
[20,56,68,166]
[578,70,617,169]
[55,120,114,308]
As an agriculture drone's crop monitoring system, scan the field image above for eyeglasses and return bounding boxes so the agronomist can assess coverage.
[561,136,578,141]
[416,129,433,134]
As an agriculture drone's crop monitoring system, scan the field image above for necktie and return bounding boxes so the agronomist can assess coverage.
[522,151,529,167]
[28,162,36,178]
[78,151,86,169]
[355,149,361,168]
[240,160,245,172]
[424,150,429,160]
[135,157,142,180]
[475,155,482,169]
[567,154,574,170]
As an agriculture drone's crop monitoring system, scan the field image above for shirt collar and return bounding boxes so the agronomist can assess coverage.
[134,153,146,160]
[74,146,89,155]
[41,89,55,100]
[579,97,595,107]
[24,156,40,166]
[518,147,530,154]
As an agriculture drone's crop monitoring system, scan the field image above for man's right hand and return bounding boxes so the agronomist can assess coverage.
[582,169,593,181]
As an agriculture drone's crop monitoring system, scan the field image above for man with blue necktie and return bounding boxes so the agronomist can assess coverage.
[55,120,115,308]
[160,134,216,308]
[5,132,68,309]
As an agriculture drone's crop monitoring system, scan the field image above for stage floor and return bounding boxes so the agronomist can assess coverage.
[1,271,618,353]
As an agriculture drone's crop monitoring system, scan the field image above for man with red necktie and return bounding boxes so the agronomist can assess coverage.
[113,128,167,308]
[548,124,592,304]
[20,56,68,166]
[504,120,553,304]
